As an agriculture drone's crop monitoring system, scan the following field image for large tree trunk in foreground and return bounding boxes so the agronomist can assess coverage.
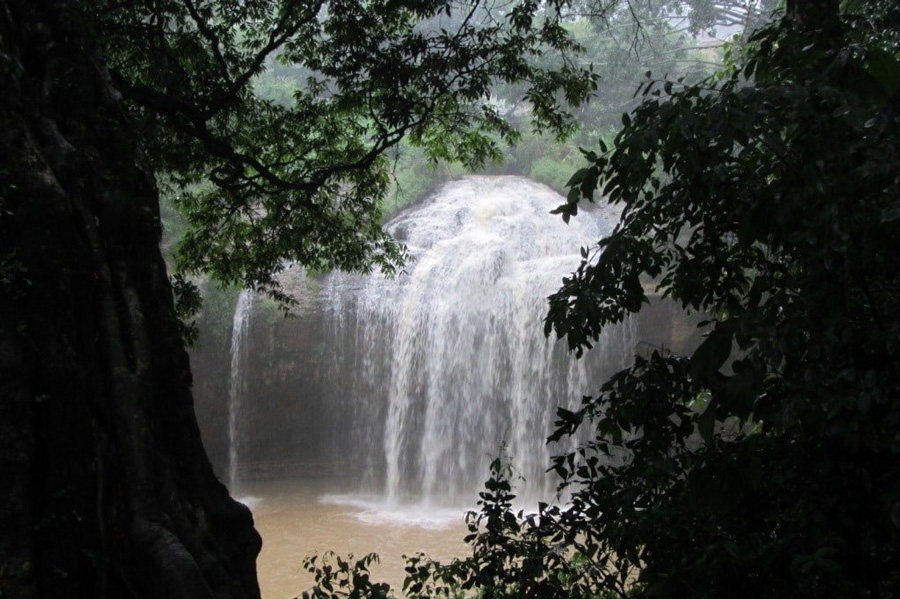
[0,1,262,597]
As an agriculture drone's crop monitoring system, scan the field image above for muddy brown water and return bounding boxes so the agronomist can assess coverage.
[239,478,471,599]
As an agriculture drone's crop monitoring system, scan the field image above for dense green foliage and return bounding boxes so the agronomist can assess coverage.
[302,3,900,598]
[542,6,900,594]
[376,4,722,206]
[150,2,723,257]
[91,0,597,304]
[61,0,900,596]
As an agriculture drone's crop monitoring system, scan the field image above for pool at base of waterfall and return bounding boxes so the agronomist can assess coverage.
[212,177,634,598]
[243,478,470,599]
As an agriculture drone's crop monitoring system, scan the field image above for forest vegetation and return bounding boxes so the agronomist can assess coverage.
[1,0,899,598]
[0,0,591,596]
[304,1,900,598]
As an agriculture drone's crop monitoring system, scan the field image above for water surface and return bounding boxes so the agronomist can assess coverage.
[243,478,470,599]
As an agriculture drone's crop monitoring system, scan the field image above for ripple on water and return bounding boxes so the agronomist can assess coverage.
[319,494,468,529]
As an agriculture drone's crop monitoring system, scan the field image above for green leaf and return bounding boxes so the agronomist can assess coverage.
[697,403,716,443]
[690,328,734,380]
[566,168,590,187]
[867,48,900,96]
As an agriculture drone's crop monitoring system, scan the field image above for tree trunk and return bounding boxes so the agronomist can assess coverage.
[0,1,262,598]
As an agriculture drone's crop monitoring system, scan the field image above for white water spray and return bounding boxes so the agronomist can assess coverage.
[323,177,635,505]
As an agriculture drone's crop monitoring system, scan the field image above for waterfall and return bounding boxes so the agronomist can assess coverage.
[321,176,635,505]
[227,289,254,494]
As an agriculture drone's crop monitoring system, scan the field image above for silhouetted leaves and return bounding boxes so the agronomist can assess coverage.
[92,0,595,304]
[305,3,900,599]
[540,4,900,597]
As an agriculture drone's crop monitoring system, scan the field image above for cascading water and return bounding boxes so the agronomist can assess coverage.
[195,176,678,596]
[227,289,254,494]
[321,176,635,506]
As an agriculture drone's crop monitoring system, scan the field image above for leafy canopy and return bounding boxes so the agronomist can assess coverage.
[91,0,596,302]
[541,4,900,597]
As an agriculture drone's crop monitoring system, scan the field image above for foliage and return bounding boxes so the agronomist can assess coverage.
[146,0,727,259]
[383,140,468,217]
[305,2,900,599]
[302,457,571,599]
[558,4,720,136]
[90,0,596,306]
[529,153,585,191]
[196,282,244,350]
[171,272,203,345]
[541,4,900,597]
[303,455,636,599]
[301,552,392,599]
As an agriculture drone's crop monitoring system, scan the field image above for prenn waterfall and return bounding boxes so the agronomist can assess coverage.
[321,176,634,505]
[222,176,635,507]
[203,176,697,597]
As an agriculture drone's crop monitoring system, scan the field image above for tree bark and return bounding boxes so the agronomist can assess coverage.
[0,1,261,598]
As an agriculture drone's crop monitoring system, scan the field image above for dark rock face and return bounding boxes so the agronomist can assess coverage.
[193,275,701,490]
[194,284,340,483]
[189,180,707,497]
[0,2,261,597]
